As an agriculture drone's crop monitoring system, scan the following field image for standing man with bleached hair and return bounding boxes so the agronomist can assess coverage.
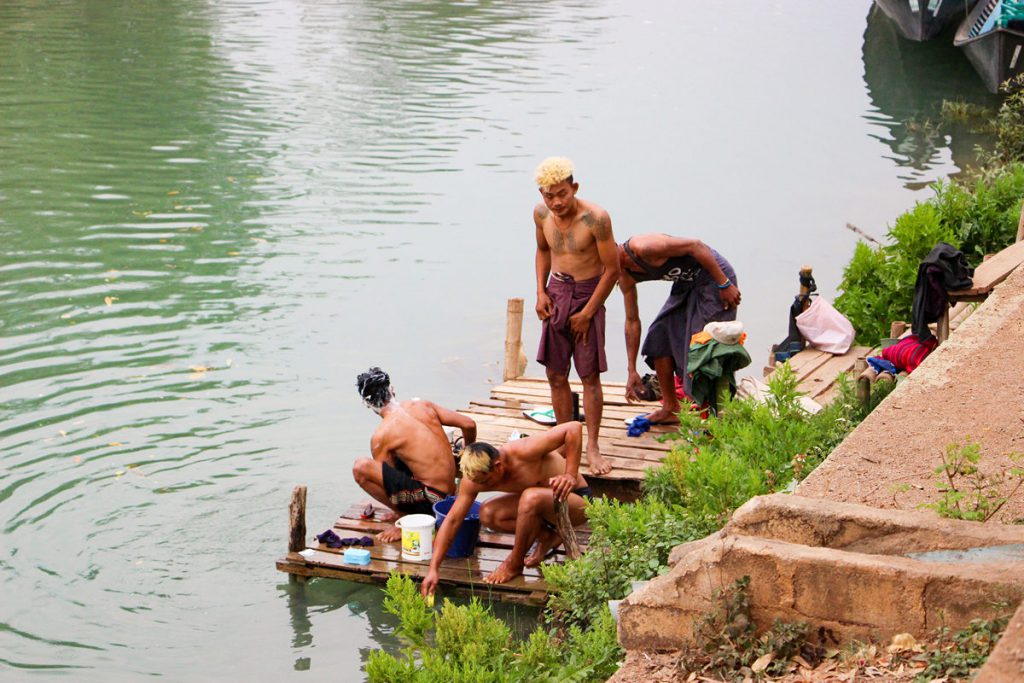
[532,157,619,477]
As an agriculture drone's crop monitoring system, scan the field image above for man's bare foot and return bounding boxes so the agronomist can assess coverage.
[484,556,525,584]
[637,407,678,425]
[376,525,401,543]
[586,444,613,476]
[524,527,562,568]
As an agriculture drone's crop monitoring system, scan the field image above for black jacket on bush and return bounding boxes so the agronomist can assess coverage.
[911,242,973,341]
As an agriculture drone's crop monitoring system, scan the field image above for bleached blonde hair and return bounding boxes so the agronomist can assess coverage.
[459,442,500,482]
[534,156,574,188]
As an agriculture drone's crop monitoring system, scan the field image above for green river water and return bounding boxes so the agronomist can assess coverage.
[0,1,997,680]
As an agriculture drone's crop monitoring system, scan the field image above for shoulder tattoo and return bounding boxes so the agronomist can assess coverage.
[536,205,550,219]
[581,212,596,228]
[592,213,612,240]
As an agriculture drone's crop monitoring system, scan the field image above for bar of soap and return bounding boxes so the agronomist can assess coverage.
[343,548,371,565]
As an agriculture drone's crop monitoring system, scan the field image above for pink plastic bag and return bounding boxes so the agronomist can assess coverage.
[795,297,855,354]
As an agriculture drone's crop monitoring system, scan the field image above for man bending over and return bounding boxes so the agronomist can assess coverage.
[353,367,477,542]
[420,421,590,595]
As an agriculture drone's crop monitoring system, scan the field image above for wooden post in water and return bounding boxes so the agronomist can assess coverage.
[554,499,582,560]
[289,485,307,554]
[503,298,527,381]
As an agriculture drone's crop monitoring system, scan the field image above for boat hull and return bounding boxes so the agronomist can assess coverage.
[956,11,1024,93]
[875,0,978,41]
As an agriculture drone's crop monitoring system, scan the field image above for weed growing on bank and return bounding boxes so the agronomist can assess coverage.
[922,440,1024,522]
[912,614,1010,682]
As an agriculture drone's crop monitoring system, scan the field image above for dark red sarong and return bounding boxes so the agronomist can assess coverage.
[536,273,607,377]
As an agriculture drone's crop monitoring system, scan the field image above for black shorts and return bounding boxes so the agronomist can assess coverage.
[573,485,593,501]
[381,461,446,515]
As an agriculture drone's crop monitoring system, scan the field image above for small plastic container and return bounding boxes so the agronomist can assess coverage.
[433,497,482,558]
[343,548,371,565]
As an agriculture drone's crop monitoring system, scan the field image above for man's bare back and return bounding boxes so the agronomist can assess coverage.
[372,400,457,496]
[353,367,476,542]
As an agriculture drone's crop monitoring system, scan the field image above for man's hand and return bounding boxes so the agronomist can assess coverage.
[719,284,741,310]
[548,473,576,501]
[421,569,439,597]
[625,370,644,403]
[536,292,554,321]
[568,311,591,344]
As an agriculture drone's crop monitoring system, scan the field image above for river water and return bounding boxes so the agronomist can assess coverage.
[0,1,996,680]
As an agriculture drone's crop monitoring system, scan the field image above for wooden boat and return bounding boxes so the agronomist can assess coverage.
[955,0,1024,92]
[874,0,979,41]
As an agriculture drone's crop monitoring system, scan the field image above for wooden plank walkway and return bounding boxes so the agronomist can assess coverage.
[938,240,1024,343]
[764,345,873,405]
[276,502,591,606]
[462,376,674,498]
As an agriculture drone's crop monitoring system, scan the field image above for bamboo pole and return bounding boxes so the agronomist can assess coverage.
[554,499,582,560]
[503,298,526,381]
[289,485,307,554]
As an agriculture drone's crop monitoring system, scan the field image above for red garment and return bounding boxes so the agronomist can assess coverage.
[881,334,937,374]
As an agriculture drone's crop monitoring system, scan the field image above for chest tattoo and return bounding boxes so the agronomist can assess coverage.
[552,228,578,252]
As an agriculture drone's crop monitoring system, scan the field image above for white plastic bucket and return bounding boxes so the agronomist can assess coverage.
[395,514,435,561]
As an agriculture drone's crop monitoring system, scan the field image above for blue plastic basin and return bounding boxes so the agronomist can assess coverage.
[433,496,482,558]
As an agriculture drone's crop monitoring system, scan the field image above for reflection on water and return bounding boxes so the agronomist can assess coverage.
[862,3,999,189]
[0,0,997,680]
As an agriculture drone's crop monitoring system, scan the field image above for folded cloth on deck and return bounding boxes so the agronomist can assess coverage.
[627,416,652,437]
[866,357,899,376]
[316,529,374,548]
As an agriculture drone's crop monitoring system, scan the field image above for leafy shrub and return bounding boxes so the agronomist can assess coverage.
[836,89,1024,345]
[543,497,707,628]
[643,364,870,524]
[835,200,955,345]
[914,615,1010,682]
[366,574,621,683]
[688,576,818,681]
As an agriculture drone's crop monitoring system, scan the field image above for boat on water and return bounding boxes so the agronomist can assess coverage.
[955,0,1024,92]
[874,0,979,41]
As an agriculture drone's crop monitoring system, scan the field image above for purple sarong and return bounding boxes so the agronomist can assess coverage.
[641,250,736,398]
[537,273,607,378]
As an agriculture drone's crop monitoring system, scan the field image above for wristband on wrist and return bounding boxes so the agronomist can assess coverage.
[716,278,733,290]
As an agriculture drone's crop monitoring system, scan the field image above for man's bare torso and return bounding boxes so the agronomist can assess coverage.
[536,198,608,281]
[374,400,456,494]
[491,447,587,494]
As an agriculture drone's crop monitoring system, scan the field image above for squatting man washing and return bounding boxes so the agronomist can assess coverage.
[352,367,477,542]
[420,421,590,593]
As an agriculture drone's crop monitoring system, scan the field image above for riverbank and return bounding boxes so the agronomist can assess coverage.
[607,246,1024,682]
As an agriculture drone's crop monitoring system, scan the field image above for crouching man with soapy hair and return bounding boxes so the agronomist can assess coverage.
[420,422,591,593]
